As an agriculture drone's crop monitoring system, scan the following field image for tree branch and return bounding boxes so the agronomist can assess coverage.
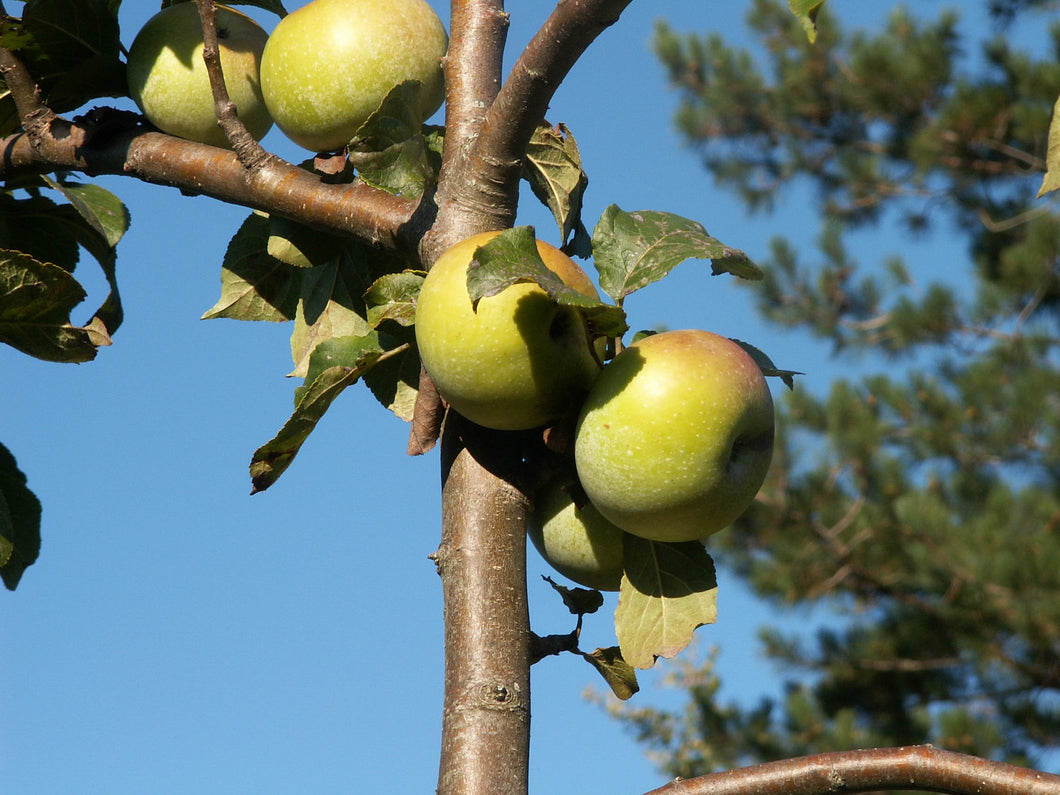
[194,0,271,168]
[642,746,1060,795]
[0,113,424,252]
[457,0,633,216]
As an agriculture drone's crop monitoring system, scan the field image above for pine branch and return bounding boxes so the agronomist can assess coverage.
[642,745,1060,795]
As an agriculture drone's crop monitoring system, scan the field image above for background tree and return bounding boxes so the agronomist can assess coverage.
[607,0,1060,784]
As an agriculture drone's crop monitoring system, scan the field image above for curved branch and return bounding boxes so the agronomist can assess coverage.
[642,746,1060,795]
[457,0,633,214]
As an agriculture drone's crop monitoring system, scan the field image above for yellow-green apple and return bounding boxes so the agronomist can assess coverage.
[126,4,273,147]
[574,330,774,542]
[415,231,601,431]
[259,0,448,152]
[528,478,626,592]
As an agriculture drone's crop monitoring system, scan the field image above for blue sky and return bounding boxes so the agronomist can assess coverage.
[3,1,1047,793]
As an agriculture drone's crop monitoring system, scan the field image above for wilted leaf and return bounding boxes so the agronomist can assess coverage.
[581,646,640,700]
[0,441,42,590]
[544,575,605,615]
[524,122,591,251]
[615,536,719,670]
[202,213,302,322]
[251,333,385,492]
[365,270,424,328]
[466,226,627,339]
[592,205,761,304]
[733,339,802,390]
[1038,95,1060,198]
[0,250,99,362]
[348,81,441,197]
[788,0,826,43]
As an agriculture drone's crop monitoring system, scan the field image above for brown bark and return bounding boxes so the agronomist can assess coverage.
[642,745,1060,795]
[434,416,535,795]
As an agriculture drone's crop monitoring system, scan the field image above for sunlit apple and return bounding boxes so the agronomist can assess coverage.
[259,0,448,152]
[574,329,774,542]
[415,231,601,431]
[126,4,272,147]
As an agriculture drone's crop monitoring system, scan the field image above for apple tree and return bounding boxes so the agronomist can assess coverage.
[2,1,1059,794]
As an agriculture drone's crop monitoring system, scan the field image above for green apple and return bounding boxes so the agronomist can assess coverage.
[126,4,273,148]
[259,0,448,152]
[528,478,626,592]
[574,330,775,543]
[415,231,601,431]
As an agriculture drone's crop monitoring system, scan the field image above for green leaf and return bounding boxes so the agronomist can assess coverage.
[466,226,628,340]
[347,82,441,197]
[289,244,386,378]
[0,192,80,272]
[364,270,424,328]
[0,250,101,362]
[524,122,591,252]
[41,176,129,335]
[43,177,128,249]
[591,205,761,304]
[362,327,420,421]
[202,213,302,322]
[1037,95,1060,198]
[615,536,719,670]
[0,441,42,591]
[581,646,640,701]
[733,338,803,390]
[250,333,385,493]
[267,215,348,269]
[788,0,826,43]
[3,0,126,115]
[544,575,605,615]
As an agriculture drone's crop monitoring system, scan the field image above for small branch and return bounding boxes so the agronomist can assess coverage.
[0,43,64,155]
[194,0,270,168]
[642,745,1060,795]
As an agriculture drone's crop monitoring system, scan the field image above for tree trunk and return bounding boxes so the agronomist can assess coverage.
[435,415,533,795]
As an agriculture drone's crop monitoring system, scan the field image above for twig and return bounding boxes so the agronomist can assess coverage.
[193,0,271,168]
[642,745,1060,795]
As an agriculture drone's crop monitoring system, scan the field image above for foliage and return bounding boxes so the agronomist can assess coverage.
[606,0,1060,782]
[0,1,765,688]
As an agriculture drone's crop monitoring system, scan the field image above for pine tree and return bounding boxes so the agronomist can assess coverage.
[607,0,1060,783]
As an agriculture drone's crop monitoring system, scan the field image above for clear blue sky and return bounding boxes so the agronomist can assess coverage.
[3,1,1041,793]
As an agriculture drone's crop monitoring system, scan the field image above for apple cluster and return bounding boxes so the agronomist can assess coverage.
[415,232,777,591]
[126,0,448,152]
